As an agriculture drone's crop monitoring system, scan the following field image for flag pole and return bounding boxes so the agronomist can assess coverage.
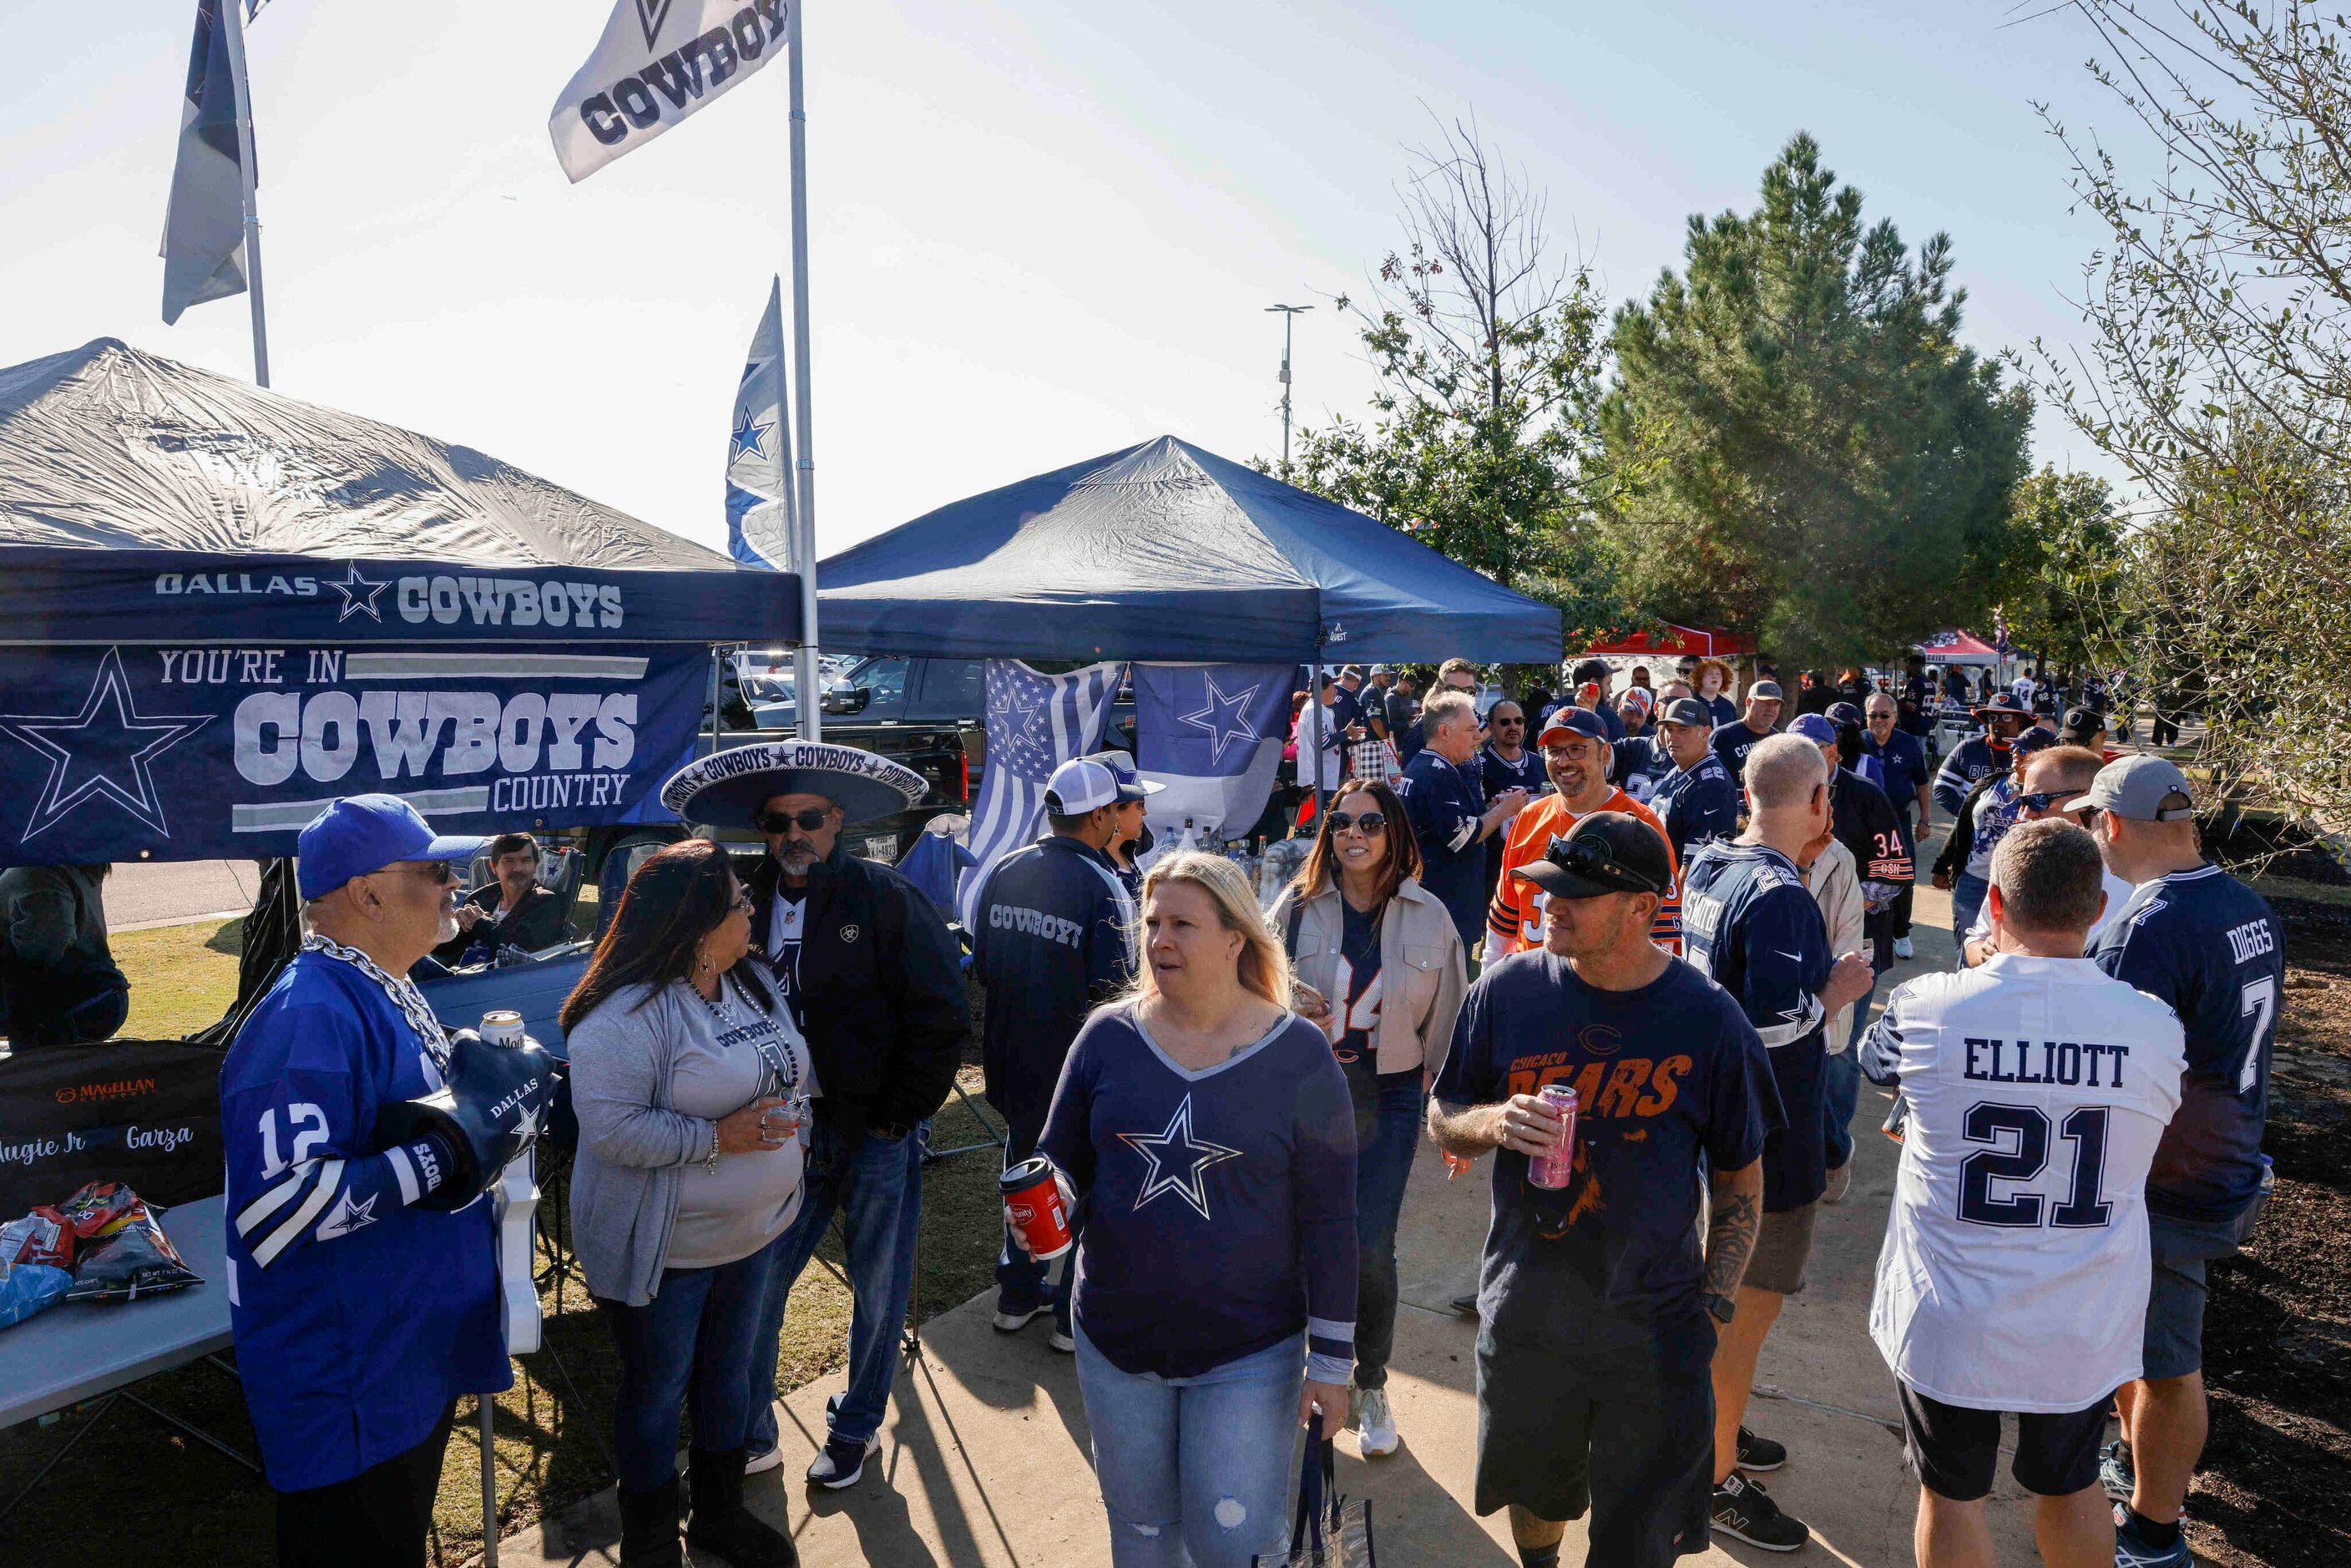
[218,0,270,388]
[786,0,820,741]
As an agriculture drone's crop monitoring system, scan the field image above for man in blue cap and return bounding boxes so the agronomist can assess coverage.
[220,795,545,1567]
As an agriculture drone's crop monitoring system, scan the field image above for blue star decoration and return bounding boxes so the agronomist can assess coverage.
[1178,673,1264,766]
[329,561,387,623]
[731,407,774,463]
[316,1189,378,1241]
[1118,1095,1243,1220]
[0,646,213,842]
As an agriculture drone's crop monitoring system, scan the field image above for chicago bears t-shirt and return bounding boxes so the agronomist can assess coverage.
[1681,841,1834,1210]
[2092,864,2285,1222]
[1432,950,1777,1352]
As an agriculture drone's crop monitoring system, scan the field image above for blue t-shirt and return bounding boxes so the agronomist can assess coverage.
[1398,748,1489,952]
[1703,693,1740,729]
[1708,720,1774,785]
[1040,1005,1358,1380]
[2092,864,2283,1222]
[1867,729,1931,831]
[1681,842,1833,1211]
[1330,901,1386,1075]
[1432,951,1777,1351]
[1652,754,1744,864]
[220,950,506,1490]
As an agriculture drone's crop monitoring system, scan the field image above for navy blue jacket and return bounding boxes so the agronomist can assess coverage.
[973,835,1138,1134]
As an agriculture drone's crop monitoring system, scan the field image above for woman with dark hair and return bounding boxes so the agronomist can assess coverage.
[1268,778,1467,1459]
[564,841,807,1568]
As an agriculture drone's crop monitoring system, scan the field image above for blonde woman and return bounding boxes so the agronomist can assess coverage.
[1268,778,1465,1459]
[1018,852,1358,1568]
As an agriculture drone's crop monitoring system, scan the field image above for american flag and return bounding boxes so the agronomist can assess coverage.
[957,660,1125,926]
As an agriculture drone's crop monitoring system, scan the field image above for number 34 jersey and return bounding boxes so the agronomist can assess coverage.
[1859,955,2185,1412]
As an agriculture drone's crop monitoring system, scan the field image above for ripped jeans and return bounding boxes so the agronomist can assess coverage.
[1073,1323,1302,1568]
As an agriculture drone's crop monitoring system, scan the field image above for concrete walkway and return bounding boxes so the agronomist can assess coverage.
[500,873,2055,1567]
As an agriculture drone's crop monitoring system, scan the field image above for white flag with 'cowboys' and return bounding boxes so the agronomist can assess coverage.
[549,0,791,183]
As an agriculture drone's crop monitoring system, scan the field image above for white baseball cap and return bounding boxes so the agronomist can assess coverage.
[1044,756,1121,815]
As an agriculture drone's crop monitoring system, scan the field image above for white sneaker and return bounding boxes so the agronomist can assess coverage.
[1049,1328,1074,1353]
[743,1439,783,1474]
[1355,1387,1398,1457]
[1822,1160,1851,1206]
[1893,937,1914,960]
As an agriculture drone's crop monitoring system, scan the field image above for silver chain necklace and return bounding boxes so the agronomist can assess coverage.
[301,933,451,1075]
[696,969,801,1099]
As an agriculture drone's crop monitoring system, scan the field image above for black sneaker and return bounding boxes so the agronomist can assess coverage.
[1736,1426,1787,1472]
[805,1434,876,1490]
[1711,1473,1808,1551]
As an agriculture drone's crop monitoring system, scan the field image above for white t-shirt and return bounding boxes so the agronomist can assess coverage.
[1964,865,2138,954]
[1861,954,2186,1410]
[1293,701,1347,790]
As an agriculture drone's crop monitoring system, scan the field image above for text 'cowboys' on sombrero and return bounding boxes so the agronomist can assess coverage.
[660,741,927,827]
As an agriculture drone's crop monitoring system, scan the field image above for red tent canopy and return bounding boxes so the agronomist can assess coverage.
[1579,623,1757,658]
[1915,628,2000,663]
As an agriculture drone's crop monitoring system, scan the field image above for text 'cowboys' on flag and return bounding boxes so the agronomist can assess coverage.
[726,276,794,570]
[161,0,251,325]
[549,0,791,183]
[958,661,1123,927]
[1131,664,1292,840]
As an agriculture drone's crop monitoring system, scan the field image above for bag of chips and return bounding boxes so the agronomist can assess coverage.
[0,1207,73,1270]
[0,1258,72,1330]
[60,1186,202,1303]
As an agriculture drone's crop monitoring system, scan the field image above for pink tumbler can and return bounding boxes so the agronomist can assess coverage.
[1526,1083,1579,1190]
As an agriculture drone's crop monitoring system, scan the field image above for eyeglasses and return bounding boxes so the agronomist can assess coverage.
[1541,833,1666,896]
[729,888,756,914]
[758,807,832,834]
[1545,741,1601,761]
[1327,810,1388,835]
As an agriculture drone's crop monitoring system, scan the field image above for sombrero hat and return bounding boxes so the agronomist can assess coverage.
[660,741,927,827]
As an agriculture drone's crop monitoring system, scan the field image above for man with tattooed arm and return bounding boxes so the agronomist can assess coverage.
[1429,814,1779,1568]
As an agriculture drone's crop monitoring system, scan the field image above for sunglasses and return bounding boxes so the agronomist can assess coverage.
[1327,810,1388,835]
[2020,792,2101,824]
[396,860,458,886]
[1494,716,1525,727]
[758,807,832,834]
[1541,832,1666,897]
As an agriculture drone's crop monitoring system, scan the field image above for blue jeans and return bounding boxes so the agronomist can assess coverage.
[596,1241,777,1492]
[745,1110,928,1452]
[1350,1069,1422,1389]
[1823,959,1883,1170]
[1074,1324,1303,1568]
[996,1115,1074,1337]
[1949,871,1990,962]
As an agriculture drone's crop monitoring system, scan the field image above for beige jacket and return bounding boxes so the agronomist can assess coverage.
[1269,873,1469,1079]
[1803,838,1866,1052]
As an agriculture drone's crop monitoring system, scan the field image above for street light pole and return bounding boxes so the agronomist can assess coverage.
[1266,303,1312,476]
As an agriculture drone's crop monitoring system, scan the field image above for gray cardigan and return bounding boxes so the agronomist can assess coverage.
[565,979,725,1307]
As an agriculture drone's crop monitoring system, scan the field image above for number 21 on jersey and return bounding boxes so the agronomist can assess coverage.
[1956,1102,2113,1229]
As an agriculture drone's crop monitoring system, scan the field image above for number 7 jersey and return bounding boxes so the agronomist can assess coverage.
[1858,954,2185,1411]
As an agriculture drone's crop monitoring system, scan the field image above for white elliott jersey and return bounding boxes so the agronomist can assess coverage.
[1859,954,2186,1411]
[1963,864,2139,953]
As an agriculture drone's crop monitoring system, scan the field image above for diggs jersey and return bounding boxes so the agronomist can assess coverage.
[1681,841,1834,1209]
[2092,864,2284,1222]
[1652,754,1743,864]
[1860,956,2185,1411]
[220,948,505,1490]
[1485,789,1680,956]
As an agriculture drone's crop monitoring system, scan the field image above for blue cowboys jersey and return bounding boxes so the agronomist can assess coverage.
[2092,864,2285,1222]
[1652,753,1743,864]
[221,949,506,1490]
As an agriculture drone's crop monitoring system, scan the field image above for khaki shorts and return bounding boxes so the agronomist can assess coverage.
[1744,1202,1818,1296]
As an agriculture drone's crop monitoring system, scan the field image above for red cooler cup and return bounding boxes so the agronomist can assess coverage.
[1000,1156,1074,1260]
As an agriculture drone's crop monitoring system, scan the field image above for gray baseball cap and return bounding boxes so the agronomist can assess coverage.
[2082,755,2197,822]
[1659,696,1713,728]
[1748,680,1784,701]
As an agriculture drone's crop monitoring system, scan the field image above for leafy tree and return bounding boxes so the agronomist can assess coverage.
[2030,0,2351,831]
[1600,134,2033,669]
[1280,117,1634,644]
[1996,468,2130,677]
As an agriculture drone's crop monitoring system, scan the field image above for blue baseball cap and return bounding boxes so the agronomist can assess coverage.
[297,794,488,900]
[1788,713,1838,746]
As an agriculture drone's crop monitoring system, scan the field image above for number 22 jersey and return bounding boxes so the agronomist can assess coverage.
[1859,955,2185,1410]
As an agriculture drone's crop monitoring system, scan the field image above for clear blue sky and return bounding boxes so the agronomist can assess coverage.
[0,0,2129,559]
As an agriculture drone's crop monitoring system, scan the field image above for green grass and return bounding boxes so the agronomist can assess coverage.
[1,922,1004,1566]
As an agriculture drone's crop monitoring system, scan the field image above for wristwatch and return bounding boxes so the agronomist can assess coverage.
[1701,1291,1737,1325]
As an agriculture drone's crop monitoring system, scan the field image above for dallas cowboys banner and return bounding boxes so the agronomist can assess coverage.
[0,641,710,867]
[550,0,791,183]
[1131,663,1292,839]
[726,277,795,570]
[957,660,1123,927]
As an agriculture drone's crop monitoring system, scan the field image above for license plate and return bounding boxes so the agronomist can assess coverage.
[864,834,899,862]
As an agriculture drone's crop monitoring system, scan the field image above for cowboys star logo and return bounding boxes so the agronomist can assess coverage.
[316,1189,379,1241]
[1117,1095,1242,1220]
[0,647,211,842]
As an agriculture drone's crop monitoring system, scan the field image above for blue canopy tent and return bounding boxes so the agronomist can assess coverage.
[816,435,1561,661]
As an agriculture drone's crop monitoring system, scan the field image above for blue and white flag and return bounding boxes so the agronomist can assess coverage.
[726,276,794,570]
[1132,663,1293,840]
[160,0,251,326]
[549,0,793,183]
[958,660,1123,926]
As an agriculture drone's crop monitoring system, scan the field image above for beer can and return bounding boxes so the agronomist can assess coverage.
[479,1009,526,1048]
[999,1155,1074,1261]
[1526,1083,1579,1190]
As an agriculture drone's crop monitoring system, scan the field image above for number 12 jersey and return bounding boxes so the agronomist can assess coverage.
[1859,954,2185,1411]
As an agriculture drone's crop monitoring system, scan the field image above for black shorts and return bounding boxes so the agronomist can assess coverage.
[1474,1315,1716,1567]
[1898,1383,2110,1502]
